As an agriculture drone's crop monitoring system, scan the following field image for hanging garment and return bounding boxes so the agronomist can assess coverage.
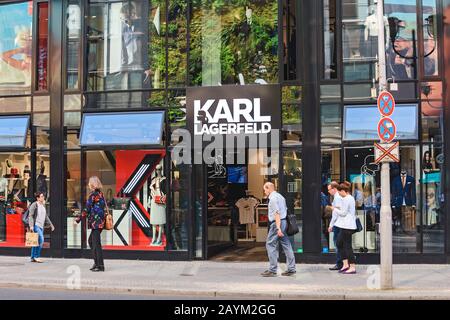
[235,197,258,225]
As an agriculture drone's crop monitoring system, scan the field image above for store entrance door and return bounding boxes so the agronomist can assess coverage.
[202,148,275,261]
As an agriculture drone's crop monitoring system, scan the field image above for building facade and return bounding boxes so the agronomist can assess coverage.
[0,0,449,264]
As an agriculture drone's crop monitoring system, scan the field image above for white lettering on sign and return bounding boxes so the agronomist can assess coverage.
[194,98,272,135]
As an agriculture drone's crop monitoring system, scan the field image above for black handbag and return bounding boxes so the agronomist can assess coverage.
[286,213,299,236]
[354,217,363,233]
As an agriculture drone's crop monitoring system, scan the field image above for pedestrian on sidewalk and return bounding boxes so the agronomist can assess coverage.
[28,192,55,263]
[75,176,106,272]
[327,181,343,271]
[333,182,357,274]
[261,182,296,277]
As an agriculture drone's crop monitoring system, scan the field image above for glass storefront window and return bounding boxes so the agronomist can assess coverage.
[421,144,444,253]
[37,2,49,91]
[80,111,165,146]
[282,105,302,147]
[65,151,81,248]
[0,1,33,96]
[323,0,338,79]
[342,0,378,81]
[84,150,167,251]
[422,0,439,77]
[421,81,444,143]
[283,0,298,81]
[86,0,152,91]
[168,158,188,251]
[321,104,341,145]
[283,150,302,252]
[168,1,187,88]
[66,0,82,90]
[33,113,50,150]
[190,0,278,86]
[0,116,29,148]
[385,0,418,80]
[0,152,32,248]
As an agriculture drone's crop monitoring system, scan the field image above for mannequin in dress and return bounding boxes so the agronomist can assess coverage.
[149,164,166,246]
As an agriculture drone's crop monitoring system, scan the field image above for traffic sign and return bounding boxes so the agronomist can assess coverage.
[378,117,397,143]
[377,91,396,117]
[375,142,400,163]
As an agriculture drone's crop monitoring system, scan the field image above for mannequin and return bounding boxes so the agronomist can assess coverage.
[36,160,48,198]
[391,170,416,232]
[364,5,390,58]
[148,164,166,246]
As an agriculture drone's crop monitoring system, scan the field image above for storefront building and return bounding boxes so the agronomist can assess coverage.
[0,0,449,264]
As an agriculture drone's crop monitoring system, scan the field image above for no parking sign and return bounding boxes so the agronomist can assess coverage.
[375,91,399,163]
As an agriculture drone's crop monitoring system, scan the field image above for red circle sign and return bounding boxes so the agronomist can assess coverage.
[377,91,396,117]
[378,118,397,143]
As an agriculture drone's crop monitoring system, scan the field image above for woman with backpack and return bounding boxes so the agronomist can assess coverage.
[75,176,107,272]
[28,192,55,263]
[332,182,357,274]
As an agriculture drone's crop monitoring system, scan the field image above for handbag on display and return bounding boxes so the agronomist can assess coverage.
[112,197,131,210]
[154,195,166,205]
[25,232,39,247]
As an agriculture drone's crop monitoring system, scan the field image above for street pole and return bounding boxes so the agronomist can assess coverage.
[377,0,393,289]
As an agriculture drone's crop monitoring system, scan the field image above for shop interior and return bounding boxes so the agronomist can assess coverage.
[207,149,277,261]
[321,145,443,254]
[0,153,50,247]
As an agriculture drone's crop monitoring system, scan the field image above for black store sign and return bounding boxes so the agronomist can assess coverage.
[186,84,281,144]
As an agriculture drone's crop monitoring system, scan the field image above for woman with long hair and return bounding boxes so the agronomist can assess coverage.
[75,176,106,272]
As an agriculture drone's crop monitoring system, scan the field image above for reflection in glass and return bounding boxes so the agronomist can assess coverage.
[385,0,418,80]
[321,104,341,145]
[190,0,278,86]
[283,150,302,252]
[37,2,49,91]
[86,1,152,91]
[421,81,444,142]
[168,159,188,250]
[33,113,50,150]
[342,0,380,81]
[282,105,301,147]
[422,0,439,77]
[283,0,297,80]
[323,0,337,79]
[0,116,29,147]
[0,1,33,96]
[422,145,444,253]
[65,151,81,248]
[168,1,187,87]
[66,1,81,89]
[343,104,418,141]
[80,111,165,146]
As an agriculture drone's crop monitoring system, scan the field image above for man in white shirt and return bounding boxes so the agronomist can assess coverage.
[261,182,296,277]
[327,181,343,271]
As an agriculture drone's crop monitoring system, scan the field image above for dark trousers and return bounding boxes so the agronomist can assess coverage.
[88,229,104,267]
[332,226,342,267]
[336,228,355,264]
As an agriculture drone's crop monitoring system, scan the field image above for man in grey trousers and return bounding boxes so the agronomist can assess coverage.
[261,182,296,277]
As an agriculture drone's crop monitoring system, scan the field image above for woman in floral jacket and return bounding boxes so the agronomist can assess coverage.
[75,176,106,272]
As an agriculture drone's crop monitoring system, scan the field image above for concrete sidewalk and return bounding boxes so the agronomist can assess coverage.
[0,256,450,299]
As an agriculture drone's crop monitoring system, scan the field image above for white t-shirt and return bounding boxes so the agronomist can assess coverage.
[334,195,357,230]
[329,193,343,229]
[235,197,258,224]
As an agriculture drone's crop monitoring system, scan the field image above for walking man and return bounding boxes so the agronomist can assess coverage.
[261,182,296,277]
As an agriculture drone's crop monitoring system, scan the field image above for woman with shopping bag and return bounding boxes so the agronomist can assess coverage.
[28,192,55,263]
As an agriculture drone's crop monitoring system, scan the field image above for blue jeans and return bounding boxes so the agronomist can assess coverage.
[31,225,44,259]
[266,220,296,273]
[333,226,342,267]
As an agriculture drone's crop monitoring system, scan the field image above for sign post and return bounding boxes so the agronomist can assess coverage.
[376,0,395,287]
